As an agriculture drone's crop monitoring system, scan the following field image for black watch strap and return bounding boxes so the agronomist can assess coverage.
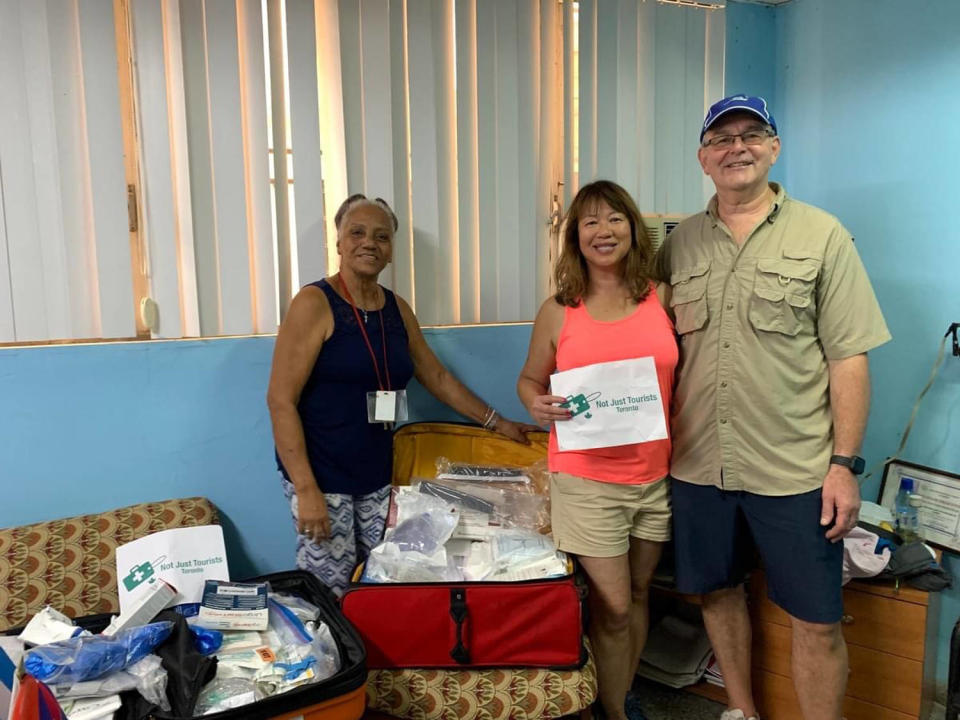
[830,454,865,475]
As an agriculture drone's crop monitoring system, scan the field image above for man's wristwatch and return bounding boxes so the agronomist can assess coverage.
[830,454,865,475]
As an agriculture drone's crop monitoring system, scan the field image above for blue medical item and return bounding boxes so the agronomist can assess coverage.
[24,621,173,684]
[188,625,223,655]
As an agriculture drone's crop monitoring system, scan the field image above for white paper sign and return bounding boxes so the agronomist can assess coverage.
[115,525,229,613]
[551,357,667,451]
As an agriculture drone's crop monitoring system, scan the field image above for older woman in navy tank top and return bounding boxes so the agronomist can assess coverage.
[267,194,535,596]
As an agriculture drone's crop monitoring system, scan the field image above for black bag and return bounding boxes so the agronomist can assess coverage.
[878,541,952,591]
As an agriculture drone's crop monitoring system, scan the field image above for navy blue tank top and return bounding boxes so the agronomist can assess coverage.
[277,278,415,495]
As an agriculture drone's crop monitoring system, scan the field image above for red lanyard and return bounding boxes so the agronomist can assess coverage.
[339,277,391,391]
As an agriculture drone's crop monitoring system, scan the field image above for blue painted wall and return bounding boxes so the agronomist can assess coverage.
[724,2,777,114]
[0,326,534,579]
[725,1,781,183]
[730,0,960,694]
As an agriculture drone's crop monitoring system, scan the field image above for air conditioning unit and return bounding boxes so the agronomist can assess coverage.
[641,214,685,252]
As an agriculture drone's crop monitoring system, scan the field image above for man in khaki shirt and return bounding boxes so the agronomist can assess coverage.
[655,95,890,720]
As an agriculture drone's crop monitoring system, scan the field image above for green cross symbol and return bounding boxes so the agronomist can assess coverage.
[562,393,592,418]
[122,561,155,591]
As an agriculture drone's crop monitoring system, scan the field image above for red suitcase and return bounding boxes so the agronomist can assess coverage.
[341,567,587,669]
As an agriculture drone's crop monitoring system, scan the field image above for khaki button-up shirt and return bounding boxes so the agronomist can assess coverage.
[655,184,891,496]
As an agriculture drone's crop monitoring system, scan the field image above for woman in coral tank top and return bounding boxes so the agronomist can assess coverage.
[518,180,678,720]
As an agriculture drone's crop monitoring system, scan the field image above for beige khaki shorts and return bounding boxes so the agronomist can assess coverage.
[551,472,671,557]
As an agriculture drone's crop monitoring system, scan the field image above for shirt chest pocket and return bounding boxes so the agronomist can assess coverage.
[749,257,819,336]
[670,263,710,335]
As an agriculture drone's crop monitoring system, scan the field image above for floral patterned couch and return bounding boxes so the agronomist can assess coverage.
[0,497,218,632]
[366,648,596,720]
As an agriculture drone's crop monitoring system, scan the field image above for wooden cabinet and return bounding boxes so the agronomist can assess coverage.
[698,573,938,719]
[658,572,940,720]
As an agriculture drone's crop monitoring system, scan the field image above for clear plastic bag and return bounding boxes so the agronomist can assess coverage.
[24,621,173,684]
[389,492,460,554]
[362,493,463,583]
[194,677,257,715]
[236,597,343,697]
[416,475,550,536]
[268,592,320,625]
[363,542,464,583]
[50,653,171,711]
[436,457,551,495]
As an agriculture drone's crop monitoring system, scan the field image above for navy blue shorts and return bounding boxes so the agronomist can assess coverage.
[672,479,843,624]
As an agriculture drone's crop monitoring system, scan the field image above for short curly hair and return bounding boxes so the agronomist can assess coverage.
[334,193,399,232]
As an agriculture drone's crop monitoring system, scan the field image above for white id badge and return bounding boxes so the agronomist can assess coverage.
[366,389,408,424]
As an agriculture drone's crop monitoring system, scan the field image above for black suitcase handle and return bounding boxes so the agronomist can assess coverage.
[449,588,471,664]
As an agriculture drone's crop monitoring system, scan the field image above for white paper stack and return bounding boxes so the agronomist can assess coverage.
[704,654,724,687]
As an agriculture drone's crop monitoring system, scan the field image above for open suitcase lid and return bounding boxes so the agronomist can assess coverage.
[392,422,548,486]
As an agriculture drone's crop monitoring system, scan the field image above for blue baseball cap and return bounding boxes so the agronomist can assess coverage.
[700,95,777,141]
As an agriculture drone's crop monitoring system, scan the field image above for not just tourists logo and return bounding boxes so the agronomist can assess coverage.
[561,392,601,419]
[562,390,660,420]
[121,557,163,591]
[122,552,225,591]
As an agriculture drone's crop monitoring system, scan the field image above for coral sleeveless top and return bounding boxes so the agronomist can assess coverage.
[548,287,678,484]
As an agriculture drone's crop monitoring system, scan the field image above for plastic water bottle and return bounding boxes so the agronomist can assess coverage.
[895,477,921,542]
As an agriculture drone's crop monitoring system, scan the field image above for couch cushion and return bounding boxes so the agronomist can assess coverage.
[0,497,218,631]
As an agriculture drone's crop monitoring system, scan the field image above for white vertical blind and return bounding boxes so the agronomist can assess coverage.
[21,1,72,342]
[79,0,137,340]
[575,0,725,214]
[405,0,458,325]
[387,0,415,304]
[576,0,598,183]
[179,0,219,336]
[537,0,562,305]
[162,0,201,339]
[314,0,349,278]
[0,1,56,341]
[48,0,97,339]
[285,0,329,290]
[703,8,727,203]
[238,0,277,334]
[331,0,559,325]
[0,0,726,343]
[131,0,185,338]
[455,0,480,322]
[357,1,396,210]
[0,0,135,343]
[203,0,255,336]
[135,0,279,336]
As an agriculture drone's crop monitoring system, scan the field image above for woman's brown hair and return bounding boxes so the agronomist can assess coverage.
[553,180,655,307]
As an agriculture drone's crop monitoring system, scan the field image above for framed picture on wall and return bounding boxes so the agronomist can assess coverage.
[879,459,960,553]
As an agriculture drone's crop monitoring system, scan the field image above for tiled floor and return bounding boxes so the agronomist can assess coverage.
[627,677,725,720]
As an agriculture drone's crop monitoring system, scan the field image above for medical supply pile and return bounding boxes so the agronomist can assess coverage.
[6,531,343,720]
[364,458,567,583]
